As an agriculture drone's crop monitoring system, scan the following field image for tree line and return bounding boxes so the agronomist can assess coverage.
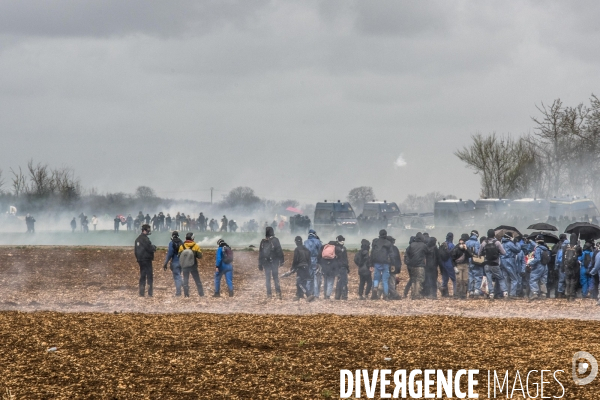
[456,95,600,201]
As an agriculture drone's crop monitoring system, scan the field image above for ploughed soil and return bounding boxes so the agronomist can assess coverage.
[1,312,600,399]
[1,247,600,398]
[0,246,600,319]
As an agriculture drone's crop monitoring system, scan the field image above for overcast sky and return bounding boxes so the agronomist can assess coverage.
[1,1,599,205]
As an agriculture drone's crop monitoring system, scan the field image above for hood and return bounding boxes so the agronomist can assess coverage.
[415,232,424,243]
[409,236,415,244]
[308,229,316,235]
[265,226,274,237]
[446,232,454,241]
[427,237,437,248]
[379,229,387,238]
[183,240,196,249]
[470,235,478,241]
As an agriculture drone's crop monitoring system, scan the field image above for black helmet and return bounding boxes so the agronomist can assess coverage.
[186,232,195,241]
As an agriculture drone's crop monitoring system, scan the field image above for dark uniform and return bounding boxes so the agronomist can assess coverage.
[135,228,156,296]
[258,227,285,299]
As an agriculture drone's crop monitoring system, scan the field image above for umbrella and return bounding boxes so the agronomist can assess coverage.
[527,222,558,231]
[528,231,560,244]
[564,222,600,241]
[285,206,303,214]
[494,225,522,240]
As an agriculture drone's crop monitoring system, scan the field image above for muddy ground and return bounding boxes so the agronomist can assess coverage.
[0,246,600,319]
[1,247,600,398]
[1,312,600,399]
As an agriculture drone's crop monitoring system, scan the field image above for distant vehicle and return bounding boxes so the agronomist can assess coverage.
[434,199,476,228]
[360,201,401,221]
[358,201,401,233]
[509,198,550,223]
[394,212,434,230]
[313,201,357,234]
[549,198,600,220]
[474,198,512,226]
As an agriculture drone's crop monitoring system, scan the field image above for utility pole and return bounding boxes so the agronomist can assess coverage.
[210,187,213,204]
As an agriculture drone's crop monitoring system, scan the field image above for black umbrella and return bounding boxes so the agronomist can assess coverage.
[527,222,558,231]
[564,222,600,241]
[528,231,560,244]
[494,225,522,240]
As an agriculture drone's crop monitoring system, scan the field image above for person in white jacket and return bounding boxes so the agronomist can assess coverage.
[91,215,98,231]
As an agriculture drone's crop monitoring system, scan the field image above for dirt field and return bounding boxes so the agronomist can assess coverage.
[1,312,600,399]
[2,246,600,398]
[1,246,600,319]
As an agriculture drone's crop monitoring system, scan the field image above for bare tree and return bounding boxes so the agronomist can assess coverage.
[222,187,261,208]
[347,186,375,212]
[10,167,26,197]
[135,186,156,200]
[455,133,536,198]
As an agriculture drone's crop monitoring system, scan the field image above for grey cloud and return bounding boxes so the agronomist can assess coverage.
[0,1,599,207]
[0,0,269,37]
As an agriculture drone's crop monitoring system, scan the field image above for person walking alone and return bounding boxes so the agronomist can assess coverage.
[135,224,156,297]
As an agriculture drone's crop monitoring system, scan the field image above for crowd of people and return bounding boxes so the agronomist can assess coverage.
[62,210,298,234]
[132,221,600,304]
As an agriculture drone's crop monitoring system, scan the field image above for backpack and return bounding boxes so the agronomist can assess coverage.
[563,246,578,271]
[172,238,183,255]
[371,239,390,264]
[354,251,371,277]
[484,240,499,266]
[180,246,196,269]
[260,238,274,262]
[222,246,234,265]
[538,246,550,266]
[470,246,485,266]
[322,244,337,260]
[439,242,451,262]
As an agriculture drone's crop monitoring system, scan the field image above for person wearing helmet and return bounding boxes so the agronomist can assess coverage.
[163,231,184,296]
[134,224,157,297]
[333,235,349,301]
[177,232,204,297]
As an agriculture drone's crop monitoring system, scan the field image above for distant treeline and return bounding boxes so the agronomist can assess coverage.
[456,95,600,203]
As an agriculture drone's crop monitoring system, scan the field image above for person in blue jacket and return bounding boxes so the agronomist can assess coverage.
[578,240,595,298]
[588,242,600,305]
[163,231,184,297]
[465,230,482,297]
[439,232,456,297]
[304,229,323,298]
[215,238,234,297]
[527,235,550,300]
[501,232,521,298]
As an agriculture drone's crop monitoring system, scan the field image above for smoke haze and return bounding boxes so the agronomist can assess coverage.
[1,1,600,203]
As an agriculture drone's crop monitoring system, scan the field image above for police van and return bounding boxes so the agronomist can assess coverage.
[313,201,358,234]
